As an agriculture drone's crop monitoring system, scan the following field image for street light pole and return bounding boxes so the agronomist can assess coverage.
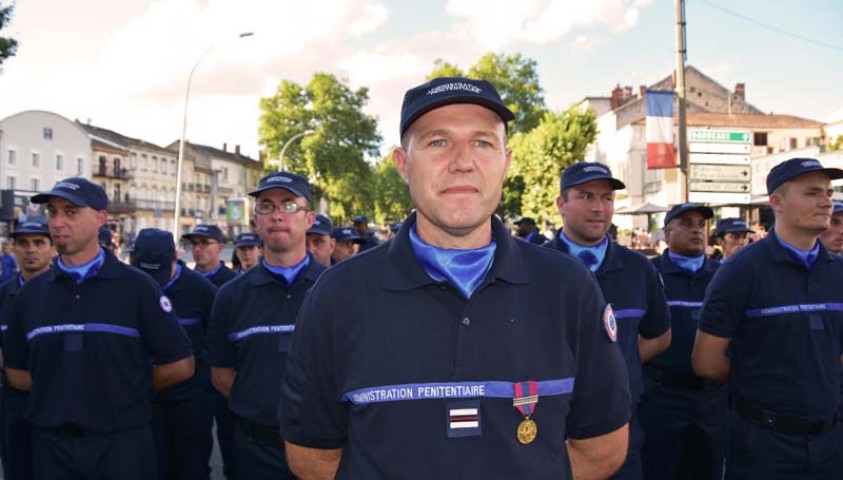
[172,32,253,237]
[278,129,315,172]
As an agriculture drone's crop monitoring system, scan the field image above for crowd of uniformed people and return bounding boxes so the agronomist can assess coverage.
[0,76,841,480]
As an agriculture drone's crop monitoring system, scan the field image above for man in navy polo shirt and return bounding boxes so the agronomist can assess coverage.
[331,226,363,263]
[819,200,843,254]
[514,217,547,245]
[233,232,262,274]
[133,228,217,480]
[639,203,727,480]
[713,218,753,263]
[306,213,335,267]
[694,157,843,479]
[280,77,631,479]
[548,161,671,480]
[182,225,236,288]
[352,214,379,251]
[207,171,325,479]
[0,218,54,480]
[3,178,194,480]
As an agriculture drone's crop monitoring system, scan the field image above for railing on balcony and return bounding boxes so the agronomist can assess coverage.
[94,166,133,180]
[109,200,137,214]
[136,199,175,211]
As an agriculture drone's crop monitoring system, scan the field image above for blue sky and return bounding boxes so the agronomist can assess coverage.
[0,0,840,159]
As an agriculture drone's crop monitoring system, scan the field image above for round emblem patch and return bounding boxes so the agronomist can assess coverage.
[603,304,618,342]
[160,295,173,313]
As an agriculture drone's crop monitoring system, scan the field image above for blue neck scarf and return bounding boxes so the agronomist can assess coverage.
[409,225,496,299]
[668,251,706,274]
[558,232,608,272]
[198,262,222,280]
[57,248,105,284]
[163,264,182,292]
[17,273,24,287]
[776,236,820,269]
[262,255,310,286]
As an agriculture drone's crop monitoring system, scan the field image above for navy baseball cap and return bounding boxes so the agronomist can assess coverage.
[307,213,333,236]
[99,227,114,247]
[181,224,224,243]
[332,226,363,244]
[399,76,515,138]
[249,171,312,205]
[31,177,109,211]
[766,157,843,195]
[664,203,714,227]
[234,232,262,248]
[390,221,403,233]
[715,218,754,236]
[352,214,368,224]
[560,162,626,192]
[10,217,50,238]
[132,228,176,288]
[514,217,536,226]
[833,200,843,215]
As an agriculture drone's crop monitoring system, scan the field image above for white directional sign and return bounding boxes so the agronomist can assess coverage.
[690,164,751,182]
[689,181,751,193]
[689,129,752,144]
[689,192,752,204]
[689,153,751,165]
[689,142,751,154]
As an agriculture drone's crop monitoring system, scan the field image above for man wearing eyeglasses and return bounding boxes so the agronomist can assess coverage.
[181,225,237,289]
[548,162,671,480]
[207,171,325,479]
[639,203,727,480]
[713,218,754,263]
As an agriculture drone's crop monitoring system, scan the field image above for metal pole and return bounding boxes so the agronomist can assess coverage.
[675,0,689,202]
[173,32,253,237]
[278,129,315,172]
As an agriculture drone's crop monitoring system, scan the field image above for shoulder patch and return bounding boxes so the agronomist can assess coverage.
[603,304,618,342]
[159,295,173,314]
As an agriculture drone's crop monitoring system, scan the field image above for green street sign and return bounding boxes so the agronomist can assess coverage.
[688,129,752,144]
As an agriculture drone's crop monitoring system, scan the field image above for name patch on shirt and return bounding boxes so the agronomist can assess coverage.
[160,295,173,313]
[604,305,618,342]
[447,401,481,438]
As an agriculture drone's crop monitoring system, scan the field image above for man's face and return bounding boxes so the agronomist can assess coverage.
[665,211,708,257]
[332,240,359,263]
[393,103,511,244]
[771,172,834,236]
[515,222,534,238]
[353,221,367,237]
[307,233,335,267]
[720,231,749,258]
[820,212,843,253]
[13,234,54,276]
[556,180,615,246]
[252,189,314,255]
[190,236,222,272]
[46,197,105,257]
[235,245,261,270]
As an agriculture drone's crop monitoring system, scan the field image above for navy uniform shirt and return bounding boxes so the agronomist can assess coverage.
[280,213,630,479]
[0,274,27,406]
[3,250,192,434]
[699,229,843,421]
[360,231,379,252]
[206,257,325,426]
[156,263,217,402]
[199,261,237,289]
[548,235,670,405]
[650,251,720,380]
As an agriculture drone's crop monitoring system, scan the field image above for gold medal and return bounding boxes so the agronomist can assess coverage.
[516,417,537,444]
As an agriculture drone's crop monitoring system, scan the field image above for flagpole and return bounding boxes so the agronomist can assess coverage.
[675,0,689,202]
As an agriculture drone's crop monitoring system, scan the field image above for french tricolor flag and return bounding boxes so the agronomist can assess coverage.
[646,90,676,170]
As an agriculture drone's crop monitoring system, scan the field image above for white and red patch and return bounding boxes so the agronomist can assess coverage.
[604,304,618,342]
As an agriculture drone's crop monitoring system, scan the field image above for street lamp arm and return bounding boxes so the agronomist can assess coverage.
[278,129,315,172]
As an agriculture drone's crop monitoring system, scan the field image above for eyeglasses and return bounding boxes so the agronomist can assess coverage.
[190,240,219,248]
[254,201,310,215]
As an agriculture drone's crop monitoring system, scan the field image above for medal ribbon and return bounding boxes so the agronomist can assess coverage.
[513,381,539,417]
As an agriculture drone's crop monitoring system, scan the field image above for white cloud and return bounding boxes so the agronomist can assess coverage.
[347,3,389,36]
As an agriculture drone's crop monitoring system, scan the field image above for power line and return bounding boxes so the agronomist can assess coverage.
[696,0,843,53]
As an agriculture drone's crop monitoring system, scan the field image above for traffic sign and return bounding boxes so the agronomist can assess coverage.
[689,191,751,205]
[689,153,750,165]
[690,164,751,182]
[689,142,751,154]
[688,129,752,144]
[689,181,751,193]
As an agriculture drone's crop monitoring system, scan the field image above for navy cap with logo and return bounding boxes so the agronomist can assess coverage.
[766,157,843,195]
[308,213,333,236]
[352,214,368,224]
[31,177,109,211]
[132,228,176,288]
[399,76,515,138]
[234,232,262,248]
[664,203,714,228]
[249,171,312,205]
[10,217,50,238]
[715,218,754,237]
[332,227,363,244]
[560,162,626,192]
[833,200,843,215]
[181,224,224,243]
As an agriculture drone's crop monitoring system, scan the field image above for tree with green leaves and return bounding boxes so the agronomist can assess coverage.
[0,1,18,68]
[503,105,599,226]
[370,153,412,225]
[258,73,382,223]
[427,52,546,134]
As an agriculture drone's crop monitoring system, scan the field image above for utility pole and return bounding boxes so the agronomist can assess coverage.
[675,0,689,202]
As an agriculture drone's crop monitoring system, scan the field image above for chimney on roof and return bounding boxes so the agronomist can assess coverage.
[734,83,745,100]
[610,84,623,110]
[223,143,227,152]
[623,86,632,100]
[639,85,647,98]
[235,145,240,156]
